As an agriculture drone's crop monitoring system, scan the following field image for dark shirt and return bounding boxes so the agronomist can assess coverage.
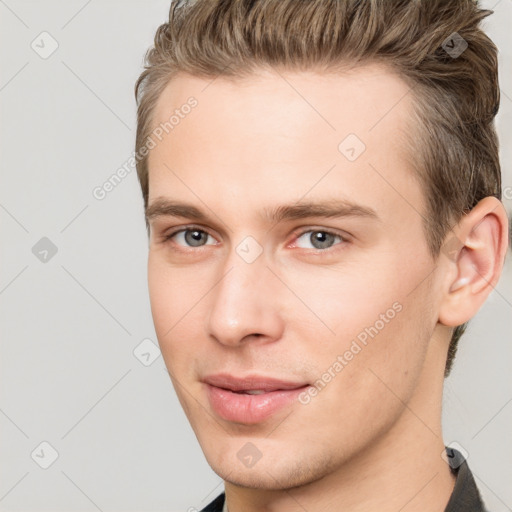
[200,449,487,511]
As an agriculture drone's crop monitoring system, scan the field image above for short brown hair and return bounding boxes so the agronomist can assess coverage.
[134,0,501,376]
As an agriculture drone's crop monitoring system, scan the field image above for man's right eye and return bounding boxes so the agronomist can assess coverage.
[163,227,217,248]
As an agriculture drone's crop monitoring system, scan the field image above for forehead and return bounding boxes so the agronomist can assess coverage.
[151,63,414,138]
[146,64,423,226]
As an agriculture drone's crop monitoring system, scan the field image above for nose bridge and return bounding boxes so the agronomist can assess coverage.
[207,242,283,346]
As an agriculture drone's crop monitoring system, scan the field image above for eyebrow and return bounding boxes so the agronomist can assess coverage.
[145,197,380,226]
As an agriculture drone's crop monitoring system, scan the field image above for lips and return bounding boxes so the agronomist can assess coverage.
[203,373,310,424]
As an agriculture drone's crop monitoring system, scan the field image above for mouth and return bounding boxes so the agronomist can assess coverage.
[202,373,310,424]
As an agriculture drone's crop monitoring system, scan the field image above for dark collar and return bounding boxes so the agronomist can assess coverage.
[444,448,487,512]
[200,492,225,512]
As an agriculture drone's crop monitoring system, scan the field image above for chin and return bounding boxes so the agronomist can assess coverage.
[203,443,339,491]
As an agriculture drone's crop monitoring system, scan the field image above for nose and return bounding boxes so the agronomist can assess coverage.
[207,248,285,348]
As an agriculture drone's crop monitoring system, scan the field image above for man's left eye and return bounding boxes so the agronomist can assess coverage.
[294,230,345,250]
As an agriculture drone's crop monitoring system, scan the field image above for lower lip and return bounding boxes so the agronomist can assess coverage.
[205,384,309,424]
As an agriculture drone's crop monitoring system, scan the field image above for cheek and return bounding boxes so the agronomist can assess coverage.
[147,255,197,367]
[276,257,406,345]
[288,292,434,451]
[148,253,203,329]
[147,254,172,335]
[280,252,435,386]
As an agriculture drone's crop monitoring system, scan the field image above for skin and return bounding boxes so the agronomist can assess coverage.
[144,64,508,512]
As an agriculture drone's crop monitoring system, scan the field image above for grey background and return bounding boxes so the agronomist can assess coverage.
[0,0,511,511]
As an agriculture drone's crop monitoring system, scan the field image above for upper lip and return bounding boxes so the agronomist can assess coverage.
[203,373,308,392]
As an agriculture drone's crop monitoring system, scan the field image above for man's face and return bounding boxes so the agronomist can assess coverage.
[146,65,445,489]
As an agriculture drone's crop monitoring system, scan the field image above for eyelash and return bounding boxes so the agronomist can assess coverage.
[160,225,349,253]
